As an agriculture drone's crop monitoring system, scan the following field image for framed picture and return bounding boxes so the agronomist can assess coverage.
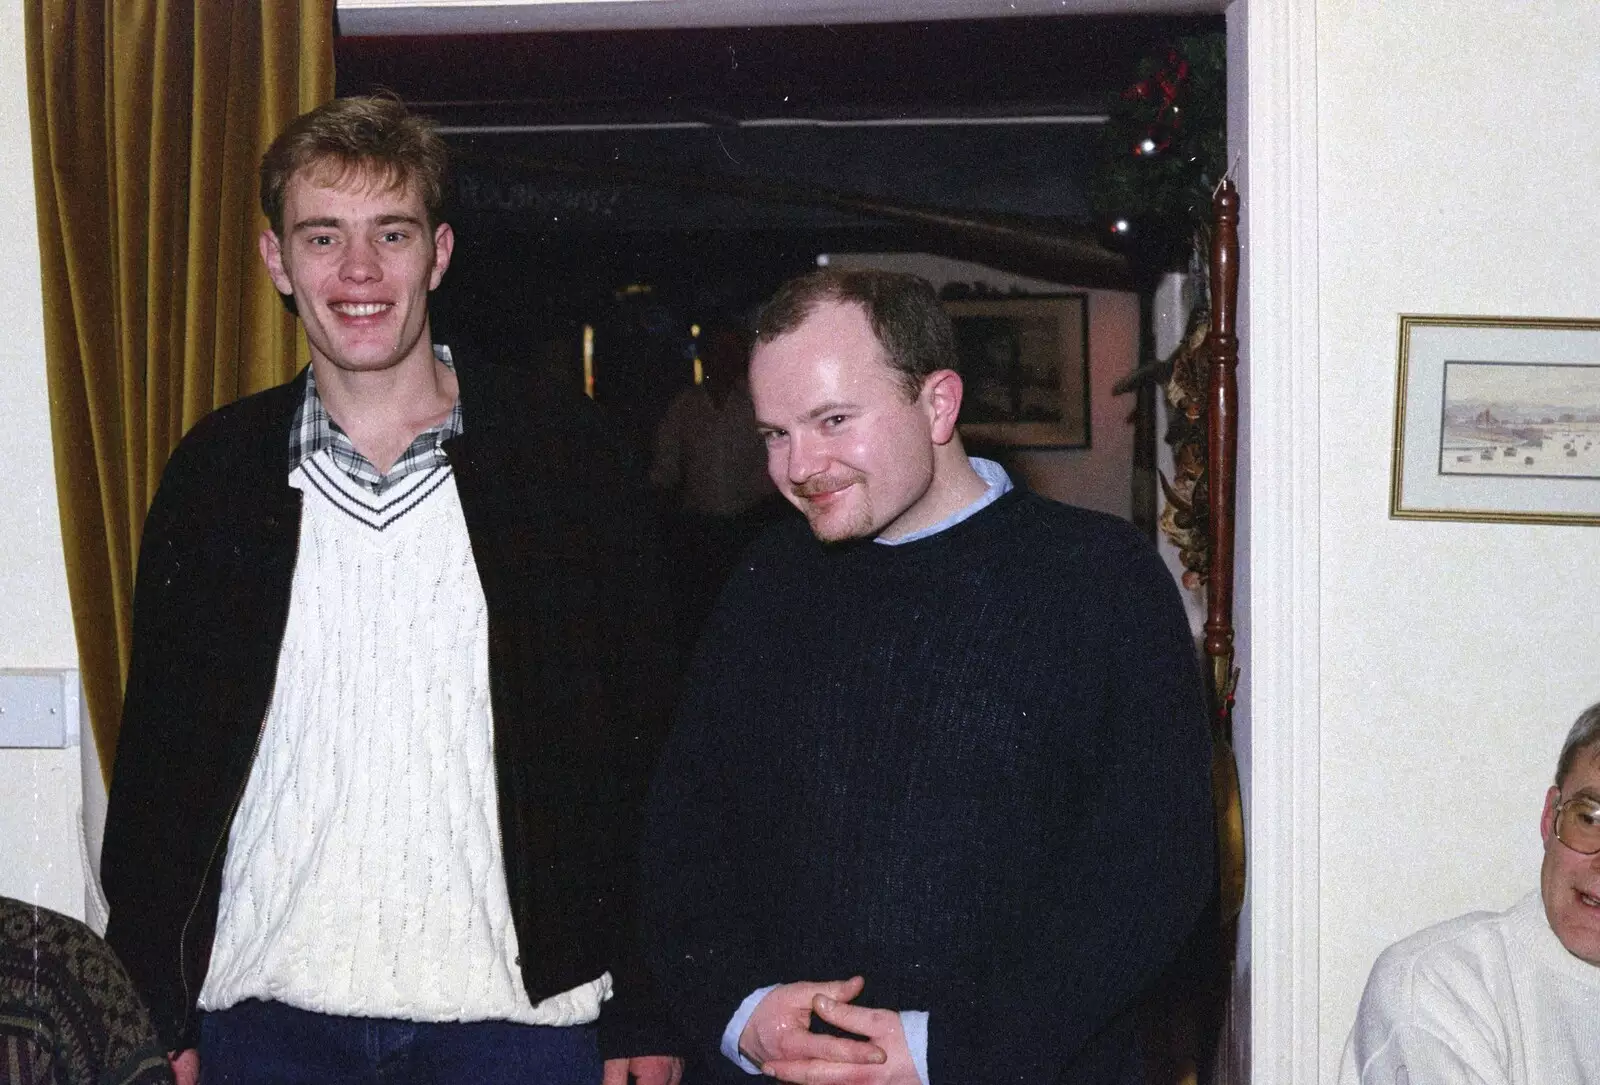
[944,294,1089,448]
[1390,314,1600,525]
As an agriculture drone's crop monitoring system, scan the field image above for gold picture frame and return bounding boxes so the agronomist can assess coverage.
[1391,314,1600,525]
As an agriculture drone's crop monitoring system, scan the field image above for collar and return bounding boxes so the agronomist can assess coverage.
[287,345,464,493]
[876,456,1014,546]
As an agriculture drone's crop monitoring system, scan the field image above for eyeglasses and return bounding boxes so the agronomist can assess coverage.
[1552,794,1600,855]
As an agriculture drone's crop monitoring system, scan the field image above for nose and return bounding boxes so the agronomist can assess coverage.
[340,237,381,283]
[782,431,827,485]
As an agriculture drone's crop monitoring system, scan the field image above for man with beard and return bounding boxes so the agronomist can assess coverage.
[642,268,1214,1085]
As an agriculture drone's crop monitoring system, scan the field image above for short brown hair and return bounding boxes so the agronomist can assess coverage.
[259,95,448,236]
[753,268,957,399]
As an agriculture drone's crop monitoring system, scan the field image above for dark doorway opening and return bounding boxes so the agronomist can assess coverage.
[335,14,1222,416]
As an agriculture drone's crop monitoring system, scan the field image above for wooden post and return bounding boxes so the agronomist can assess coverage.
[1203,179,1240,732]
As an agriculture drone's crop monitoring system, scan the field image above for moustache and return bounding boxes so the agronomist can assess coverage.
[792,474,863,498]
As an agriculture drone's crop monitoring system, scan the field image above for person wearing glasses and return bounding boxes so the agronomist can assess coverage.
[1340,701,1600,1085]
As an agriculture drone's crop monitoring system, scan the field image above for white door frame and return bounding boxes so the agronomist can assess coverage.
[1231,1,1321,1083]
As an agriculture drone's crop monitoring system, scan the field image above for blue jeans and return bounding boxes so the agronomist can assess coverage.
[199,1000,603,1084]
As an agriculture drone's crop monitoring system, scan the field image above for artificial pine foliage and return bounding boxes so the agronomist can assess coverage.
[1090,34,1226,274]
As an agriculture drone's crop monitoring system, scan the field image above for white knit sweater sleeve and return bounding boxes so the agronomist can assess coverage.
[1341,916,1511,1085]
[1340,991,1507,1085]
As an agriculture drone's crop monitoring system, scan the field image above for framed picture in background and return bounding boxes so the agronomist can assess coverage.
[944,294,1090,448]
[1391,314,1600,525]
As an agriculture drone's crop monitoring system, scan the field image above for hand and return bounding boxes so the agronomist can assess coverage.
[169,1049,199,1085]
[739,977,886,1071]
[602,1054,684,1085]
[761,996,919,1085]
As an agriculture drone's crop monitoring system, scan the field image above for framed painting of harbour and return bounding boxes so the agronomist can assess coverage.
[1391,315,1600,525]
[943,294,1090,448]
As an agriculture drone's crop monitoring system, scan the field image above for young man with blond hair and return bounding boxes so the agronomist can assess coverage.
[102,96,680,1085]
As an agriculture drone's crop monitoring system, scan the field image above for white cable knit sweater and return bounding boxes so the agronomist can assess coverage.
[198,451,609,1023]
[1340,890,1600,1085]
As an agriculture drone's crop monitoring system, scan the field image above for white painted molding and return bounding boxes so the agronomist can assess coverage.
[336,0,1227,35]
[1234,0,1321,1083]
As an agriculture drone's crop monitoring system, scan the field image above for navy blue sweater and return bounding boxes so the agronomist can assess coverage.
[641,489,1214,1084]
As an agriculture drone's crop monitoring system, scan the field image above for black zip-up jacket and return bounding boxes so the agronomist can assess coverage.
[101,359,677,1059]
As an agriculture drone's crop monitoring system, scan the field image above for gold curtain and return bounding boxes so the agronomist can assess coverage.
[25,0,334,781]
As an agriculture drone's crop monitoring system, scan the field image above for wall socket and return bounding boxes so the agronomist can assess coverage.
[0,669,81,748]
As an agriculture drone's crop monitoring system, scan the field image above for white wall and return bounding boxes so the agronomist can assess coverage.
[1315,2,1600,1080]
[0,0,86,917]
[826,252,1141,520]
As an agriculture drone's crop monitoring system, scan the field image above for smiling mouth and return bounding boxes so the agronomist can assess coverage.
[1580,891,1600,908]
[797,486,853,509]
[331,302,391,318]
[794,475,861,501]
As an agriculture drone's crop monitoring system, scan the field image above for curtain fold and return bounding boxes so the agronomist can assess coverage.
[25,0,334,783]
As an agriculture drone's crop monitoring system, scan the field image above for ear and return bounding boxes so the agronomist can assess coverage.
[429,222,455,291]
[259,229,292,296]
[921,369,965,446]
[1543,785,1561,845]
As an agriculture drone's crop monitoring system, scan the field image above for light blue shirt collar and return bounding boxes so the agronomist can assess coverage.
[876,456,1013,546]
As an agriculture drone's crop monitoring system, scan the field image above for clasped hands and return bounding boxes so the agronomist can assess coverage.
[738,976,919,1085]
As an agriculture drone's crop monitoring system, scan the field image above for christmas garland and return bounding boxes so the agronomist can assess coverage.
[1090,34,1226,275]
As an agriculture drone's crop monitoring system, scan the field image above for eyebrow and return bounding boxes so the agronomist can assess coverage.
[754,401,861,432]
[290,213,425,233]
[800,401,860,421]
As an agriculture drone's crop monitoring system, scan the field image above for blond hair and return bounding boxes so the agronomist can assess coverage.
[259,95,447,236]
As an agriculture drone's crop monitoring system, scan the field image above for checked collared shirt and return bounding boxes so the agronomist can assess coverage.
[287,345,463,493]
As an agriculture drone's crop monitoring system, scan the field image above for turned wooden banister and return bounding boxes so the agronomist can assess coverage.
[1203,179,1240,725]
